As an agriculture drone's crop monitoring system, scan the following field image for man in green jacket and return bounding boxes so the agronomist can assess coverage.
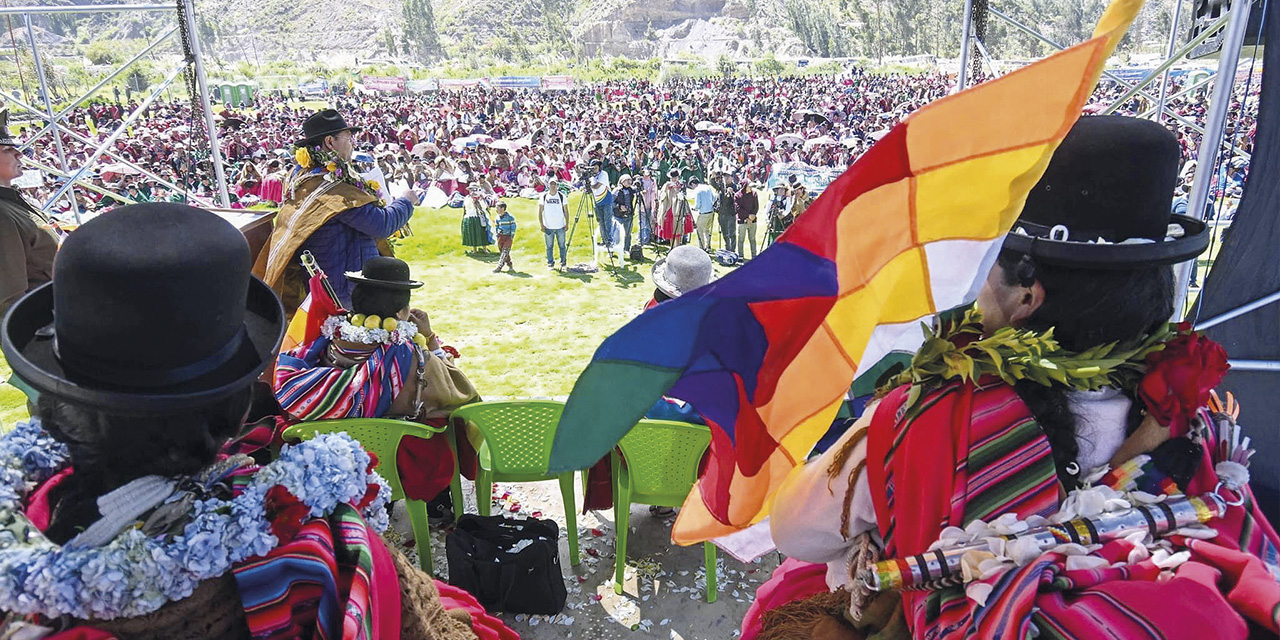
[0,110,57,316]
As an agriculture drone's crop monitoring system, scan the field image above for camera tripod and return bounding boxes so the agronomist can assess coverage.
[565,186,605,270]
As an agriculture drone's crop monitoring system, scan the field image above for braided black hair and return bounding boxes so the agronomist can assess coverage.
[350,284,411,319]
[995,249,1173,488]
[35,390,252,544]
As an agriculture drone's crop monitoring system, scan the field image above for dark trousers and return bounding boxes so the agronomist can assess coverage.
[718,211,736,253]
[496,234,514,269]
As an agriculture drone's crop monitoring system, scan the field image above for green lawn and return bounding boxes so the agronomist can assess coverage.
[0,193,749,426]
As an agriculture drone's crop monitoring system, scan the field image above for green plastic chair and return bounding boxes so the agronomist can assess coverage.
[282,418,446,574]
[611,419,717,602]
[448,400,581,565]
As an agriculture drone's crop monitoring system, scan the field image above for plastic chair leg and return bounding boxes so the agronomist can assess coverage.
[405,498,434,575]
[614,490,630,595]
[703,542,717,603]
[446,425,464,523]
[559,472,579,566]
[476,469,493,517]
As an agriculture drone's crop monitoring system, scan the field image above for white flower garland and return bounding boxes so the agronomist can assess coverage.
[320,314,420,346]
[0,419,391,621]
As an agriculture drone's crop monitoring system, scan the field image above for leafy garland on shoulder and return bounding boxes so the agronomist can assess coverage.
[885,307,1177,417]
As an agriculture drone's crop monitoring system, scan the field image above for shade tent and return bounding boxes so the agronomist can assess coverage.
[1195,0,1280,523]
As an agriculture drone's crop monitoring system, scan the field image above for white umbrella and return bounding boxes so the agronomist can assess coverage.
[839,137,862,148]
[694,120,716,131]
[803,135,838,150]
[98,162,140,175]
[775,132,804,146]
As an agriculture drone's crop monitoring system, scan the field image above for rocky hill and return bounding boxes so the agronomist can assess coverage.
[16,0,1169,70]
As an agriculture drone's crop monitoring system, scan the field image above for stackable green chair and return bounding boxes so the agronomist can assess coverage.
[282,418,446,574]
[611,419,717,602]
[448,400,581,565]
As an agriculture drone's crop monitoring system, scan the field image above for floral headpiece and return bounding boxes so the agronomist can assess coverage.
[291,144,383,205]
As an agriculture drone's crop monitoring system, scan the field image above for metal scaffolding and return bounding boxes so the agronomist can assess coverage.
[1,2,230,219]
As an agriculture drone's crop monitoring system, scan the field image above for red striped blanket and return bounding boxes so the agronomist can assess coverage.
[866,380,1280,639]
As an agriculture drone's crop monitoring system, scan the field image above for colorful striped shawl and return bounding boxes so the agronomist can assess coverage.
[274,337,415,421]
[866,381,1280,639]
[233,502,399,640]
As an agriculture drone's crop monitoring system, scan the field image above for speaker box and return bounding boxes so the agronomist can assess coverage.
[1189,0,1266,58]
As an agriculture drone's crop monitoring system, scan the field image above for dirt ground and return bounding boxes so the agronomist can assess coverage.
[394,477,780,639]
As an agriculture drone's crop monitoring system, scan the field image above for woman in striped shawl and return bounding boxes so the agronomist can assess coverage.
[274,257,478,503]
[755,117,1280,640]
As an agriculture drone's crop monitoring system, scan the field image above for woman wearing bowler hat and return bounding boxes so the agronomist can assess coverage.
[253,108,423,320]
[0,204,507,640]
[274,256,479,520]
[755,116,1280,640]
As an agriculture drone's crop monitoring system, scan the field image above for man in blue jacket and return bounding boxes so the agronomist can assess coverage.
[254,109,421,314]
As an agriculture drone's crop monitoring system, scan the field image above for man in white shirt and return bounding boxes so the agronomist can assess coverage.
[691,177,717,251]
[539,177,568,269]
[589,160,614,248]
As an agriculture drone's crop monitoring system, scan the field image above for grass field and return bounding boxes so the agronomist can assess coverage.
[0,193,750,427]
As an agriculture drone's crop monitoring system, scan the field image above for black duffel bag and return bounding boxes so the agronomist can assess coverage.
[445,514,567,614]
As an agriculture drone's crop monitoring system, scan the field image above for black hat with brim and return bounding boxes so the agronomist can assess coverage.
[1001,215,1210,269]
[1000,115,1211,269]
[345,256,424,290]
[296,108,363,147]
[1,205,285,413]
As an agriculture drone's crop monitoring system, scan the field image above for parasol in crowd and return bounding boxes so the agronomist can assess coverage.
[410,142,441,157]
[694,121,717,131]
[803,135,838,150]
[97,163,140,176]
[775,132,804,146]
[793,109,832,126]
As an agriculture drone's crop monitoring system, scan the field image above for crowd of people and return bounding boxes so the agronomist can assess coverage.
[6,67,1256,229]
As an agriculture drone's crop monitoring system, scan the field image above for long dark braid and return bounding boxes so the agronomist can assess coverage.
[36,390,251,544]
[996,250,1174,488]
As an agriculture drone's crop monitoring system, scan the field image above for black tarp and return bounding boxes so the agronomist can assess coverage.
[1196,0,1280,521]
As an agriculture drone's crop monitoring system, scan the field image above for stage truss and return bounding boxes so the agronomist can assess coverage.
[1,0,230,220]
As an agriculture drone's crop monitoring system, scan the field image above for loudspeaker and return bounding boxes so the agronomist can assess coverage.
[1189,0,1266,58]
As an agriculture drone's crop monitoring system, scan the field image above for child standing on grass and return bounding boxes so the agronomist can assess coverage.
[493,202,517,273]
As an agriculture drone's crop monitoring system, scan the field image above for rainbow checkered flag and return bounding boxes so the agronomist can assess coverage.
[550,0,1144,544]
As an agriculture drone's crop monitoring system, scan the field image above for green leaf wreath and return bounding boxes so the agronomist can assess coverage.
[886,307,1177,416]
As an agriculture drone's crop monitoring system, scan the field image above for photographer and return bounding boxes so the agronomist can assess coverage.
[765,182,793,245]
[614,173,638,255]
[712,170,737,254]
[588,159,615,248]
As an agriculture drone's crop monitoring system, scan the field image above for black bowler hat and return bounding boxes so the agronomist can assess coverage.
[1,204,284,413]
[345,256,423,290]
[1001,116,1210,269]
[295,109,362,147]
